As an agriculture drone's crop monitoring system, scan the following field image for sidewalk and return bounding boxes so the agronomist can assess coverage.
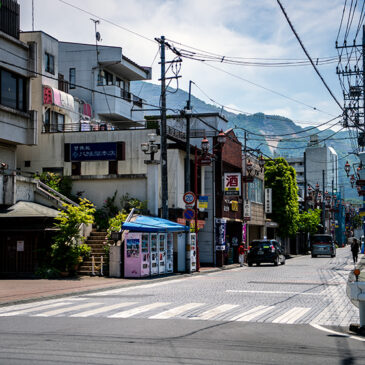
[0,264,240,306]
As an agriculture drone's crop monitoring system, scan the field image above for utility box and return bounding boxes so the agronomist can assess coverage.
[109,245,122,277]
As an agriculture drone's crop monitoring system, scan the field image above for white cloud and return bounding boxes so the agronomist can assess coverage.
[18,0,351,125]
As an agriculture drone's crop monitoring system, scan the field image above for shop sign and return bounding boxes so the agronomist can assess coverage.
[265,188,272,214]
[231,200,239,211]
[244,200,251,220]
[198,195,208,209]
[70,142,117,161]
[215,218,226,250]
[224,173,241,196]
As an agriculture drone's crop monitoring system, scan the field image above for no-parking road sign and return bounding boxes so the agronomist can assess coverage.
[183,208,195,220]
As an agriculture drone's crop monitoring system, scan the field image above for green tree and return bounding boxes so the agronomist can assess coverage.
[298,209,321,235]
[51,198,95,272]
[264,157,299,238]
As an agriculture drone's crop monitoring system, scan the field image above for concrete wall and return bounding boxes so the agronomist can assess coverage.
[72,176,146,209]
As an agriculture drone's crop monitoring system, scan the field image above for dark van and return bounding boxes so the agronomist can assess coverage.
[311,234,336,258]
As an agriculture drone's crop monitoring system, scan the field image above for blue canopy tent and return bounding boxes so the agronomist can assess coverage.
[122,215,189,233]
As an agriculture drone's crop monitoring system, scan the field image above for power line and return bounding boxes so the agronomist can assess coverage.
[56,0,156,44]
[0,58,180,114]
[276,0,344,113]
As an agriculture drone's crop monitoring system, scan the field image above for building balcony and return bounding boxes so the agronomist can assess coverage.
[94,85,144,125]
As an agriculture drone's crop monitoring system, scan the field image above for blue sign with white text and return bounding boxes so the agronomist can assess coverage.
[70,142,117,161]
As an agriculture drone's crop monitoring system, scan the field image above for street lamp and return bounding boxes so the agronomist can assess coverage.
[217,130,226,145]
[258,155,265,172]
[201,136,210,154]
[246,159,253,176]
[345,161,351,177]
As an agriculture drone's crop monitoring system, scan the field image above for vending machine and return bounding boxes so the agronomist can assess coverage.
[124,232,142,278]
[190,233,197,272]
[158,233,166,274]
[150,233,158,275]
[166,233,174,273]
[141,233,150,277]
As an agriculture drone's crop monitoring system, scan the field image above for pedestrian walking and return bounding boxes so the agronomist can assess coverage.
[238,244,245,267]
[351,238,360,264]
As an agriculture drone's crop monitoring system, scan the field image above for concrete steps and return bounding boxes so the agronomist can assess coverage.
[78,230,108,276]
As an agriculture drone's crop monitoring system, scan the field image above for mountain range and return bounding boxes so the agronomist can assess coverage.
[131,81,359,201]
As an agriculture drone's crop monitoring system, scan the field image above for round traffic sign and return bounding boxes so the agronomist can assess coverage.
[183,191,196,205]
[183,208,195,220]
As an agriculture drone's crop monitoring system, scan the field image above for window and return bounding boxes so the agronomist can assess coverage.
[69,68,76,89]
[0,69,26,111]
[248,178,264,203]
[43,109,65,132]
[116,77,124,89]
[45,53,55,74]
[24,161,31,167]
[105,71,113,85]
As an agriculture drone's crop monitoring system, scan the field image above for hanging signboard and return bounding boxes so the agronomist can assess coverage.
[244,200,251,221]
[224,173,241,196]
[265,188,272,214]
[215,218,226,251]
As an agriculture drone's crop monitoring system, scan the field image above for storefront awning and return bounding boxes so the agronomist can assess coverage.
[43,85,74,110]
[122,215,189,233]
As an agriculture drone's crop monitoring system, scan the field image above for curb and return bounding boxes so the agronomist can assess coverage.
[0,263,241,308]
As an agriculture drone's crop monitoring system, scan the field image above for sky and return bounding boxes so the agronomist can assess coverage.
[18,0,356,129]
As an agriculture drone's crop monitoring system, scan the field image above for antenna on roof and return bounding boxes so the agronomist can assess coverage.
[90,18,101,43]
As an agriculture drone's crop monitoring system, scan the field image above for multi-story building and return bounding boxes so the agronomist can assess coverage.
[287,156,305,201]
[0,1,37,205]
[305,135,338,193]
[0,2,66,277]
[16,31,152,208]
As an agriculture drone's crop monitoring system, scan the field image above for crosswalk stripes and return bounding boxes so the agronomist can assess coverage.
[0,301,73,317]
[191,304,239,320]
[34,302,101,317]
[232,305,274,322]
[70,302,138,318]
[108,302,170,318]
[272,307,311,324]
[149,303,204,319]
[0,300,352,325]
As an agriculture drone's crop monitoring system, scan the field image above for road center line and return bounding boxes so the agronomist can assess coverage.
[226,290,323,296]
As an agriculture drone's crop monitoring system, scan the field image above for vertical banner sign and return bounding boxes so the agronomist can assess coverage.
[265,188,272,214]
[242,223,247,244]
[215,218,227,251]
[244,200,251,220]
[224,173,241,196]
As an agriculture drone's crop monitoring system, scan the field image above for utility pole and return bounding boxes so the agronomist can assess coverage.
[160,35,168,219]
[184,81,192,273]
[304,151,307,211]
[185,81,193,193]
[322,170,326,233]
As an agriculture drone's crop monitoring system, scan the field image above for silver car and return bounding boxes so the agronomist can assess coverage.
[311,234,336,258]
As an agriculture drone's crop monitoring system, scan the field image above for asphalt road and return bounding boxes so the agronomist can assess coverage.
[1,247,365,364]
